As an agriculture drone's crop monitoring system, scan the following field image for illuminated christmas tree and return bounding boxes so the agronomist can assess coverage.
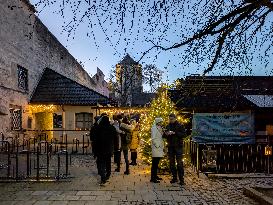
[139,85,188,170]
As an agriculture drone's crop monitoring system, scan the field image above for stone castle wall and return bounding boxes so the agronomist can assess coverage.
[0,0,107,136]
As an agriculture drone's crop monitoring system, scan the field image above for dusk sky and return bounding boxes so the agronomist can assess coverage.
[30,0,273,86]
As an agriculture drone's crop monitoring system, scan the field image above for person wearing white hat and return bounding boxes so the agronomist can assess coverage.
[150,117,164,183]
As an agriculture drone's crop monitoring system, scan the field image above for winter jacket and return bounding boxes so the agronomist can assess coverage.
[164,121,186,148]
[90,122,99,156]
[94,123,117,156]
[120,123,134,151]
[130,128,139,150]
[113,120,124,151]
[151,118,164,158]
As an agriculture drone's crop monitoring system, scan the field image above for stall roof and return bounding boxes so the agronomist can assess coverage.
[30,68,109,106]
[169,75,273,112]
[243,95,273,108]
[169,91,256,112]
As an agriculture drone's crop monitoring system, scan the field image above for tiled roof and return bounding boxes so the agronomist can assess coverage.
[30,68,109,105]
[181,75,273,95]
[169,75,273,112]
[243,95,273,108]
[169,91,256,112]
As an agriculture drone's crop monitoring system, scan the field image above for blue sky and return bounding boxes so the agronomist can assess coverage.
[30,1,273,86]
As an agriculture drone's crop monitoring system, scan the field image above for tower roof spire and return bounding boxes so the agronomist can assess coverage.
[119,54,138,65]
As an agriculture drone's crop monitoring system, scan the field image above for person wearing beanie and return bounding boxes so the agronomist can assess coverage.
[150,117,164,183]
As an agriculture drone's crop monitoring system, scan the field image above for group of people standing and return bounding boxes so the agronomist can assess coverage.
[151,113,186,185]
[90,114,139,185]
[90,113,186,187]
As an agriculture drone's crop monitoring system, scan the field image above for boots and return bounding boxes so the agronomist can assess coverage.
[124,164,130,175]
[115,154,121,172]
[115,163,120,172]
[130,152,137,166]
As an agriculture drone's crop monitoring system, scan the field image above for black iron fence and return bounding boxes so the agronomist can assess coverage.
[0,131,93,181]
[188,141,273,176]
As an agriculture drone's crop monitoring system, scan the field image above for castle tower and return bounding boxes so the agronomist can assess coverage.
[115,54,142,106]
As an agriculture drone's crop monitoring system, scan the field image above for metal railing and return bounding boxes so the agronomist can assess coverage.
[0,132,75,181]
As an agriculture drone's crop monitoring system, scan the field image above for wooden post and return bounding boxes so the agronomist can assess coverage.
[197,143,199,178]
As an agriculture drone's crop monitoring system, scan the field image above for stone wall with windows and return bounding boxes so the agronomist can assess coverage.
[0,0,108,136]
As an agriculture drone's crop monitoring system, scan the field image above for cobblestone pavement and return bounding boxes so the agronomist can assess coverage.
[0,155,272,205]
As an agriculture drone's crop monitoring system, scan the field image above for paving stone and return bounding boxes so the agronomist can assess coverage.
[171,195,189,202]
[67,202,85,205]
[30,196,49,201]
[13,201,37,205]
[80,195,97,200]
[0,201,16,205]
[126,194,143,201]
[47,195,65,201]
[33,201,51,205]
[157,194,173,201]
[76,191,92,196]
[14,195,33,201]
[110,193,127,200]
[62,191,77,196]
[141,193,158,201]
[85,201,118,205]
[16,191,34,196]
[46,191,63,196]
[95,194,112,200]
[89,191,107,195]
[63,195,81,200]
[32,191,48,196]
[51,201,69,205]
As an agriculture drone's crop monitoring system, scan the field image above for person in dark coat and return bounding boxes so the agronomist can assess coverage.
[164,113,186,185]
[95,115,117,185]
[90,116,101,157]
[90,116,101,175]
[113,115,125,172]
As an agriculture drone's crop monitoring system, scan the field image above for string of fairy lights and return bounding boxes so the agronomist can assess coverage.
[97,107,149,117]
[27,87,189,170]
[28,104,59,113]
[138,86,189,170]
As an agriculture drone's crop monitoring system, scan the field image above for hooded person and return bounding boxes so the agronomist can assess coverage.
[150,117,164,183]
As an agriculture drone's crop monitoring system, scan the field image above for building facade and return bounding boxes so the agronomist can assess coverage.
[0,0,109,138]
